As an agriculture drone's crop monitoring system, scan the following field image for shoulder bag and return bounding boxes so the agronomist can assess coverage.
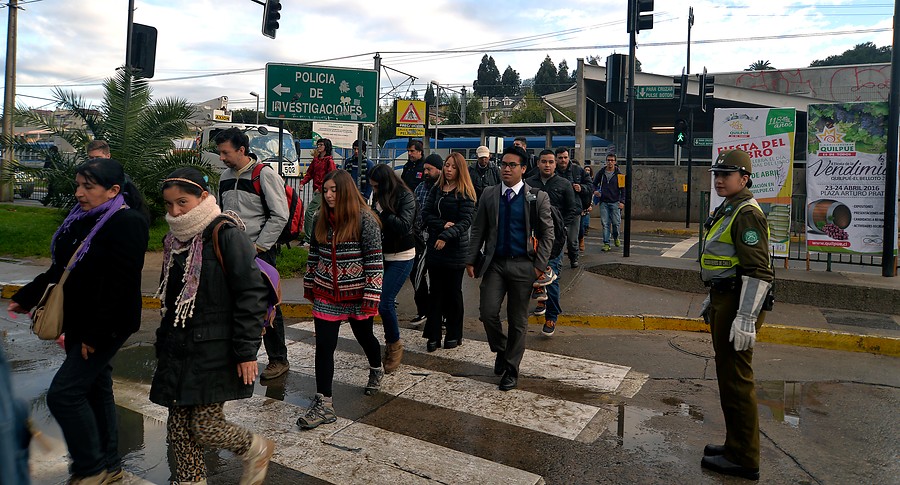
[31,243,83,340]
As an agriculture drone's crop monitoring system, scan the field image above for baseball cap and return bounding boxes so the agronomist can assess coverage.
[709,149,752,174]
[476,146,490,158]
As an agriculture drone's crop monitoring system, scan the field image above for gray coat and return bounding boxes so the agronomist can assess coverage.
[219,162,289,251]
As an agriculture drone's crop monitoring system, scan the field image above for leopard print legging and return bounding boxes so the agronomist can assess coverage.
[168,403,253,482]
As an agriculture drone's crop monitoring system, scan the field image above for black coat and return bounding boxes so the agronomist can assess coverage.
[400,158,425,192]
[469,162,501,201]
[149,218,268,407]
[556,162,594,211]
[422,185,475,268]
[525,173,582,226]
[13,209,149,350]
[373,189,416,254]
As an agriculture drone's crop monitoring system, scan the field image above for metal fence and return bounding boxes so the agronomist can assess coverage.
[11,171,49,203]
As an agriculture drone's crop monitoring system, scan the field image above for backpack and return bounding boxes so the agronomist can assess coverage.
[251,163,304,246]
[528,188,567,260]
[212,221,282,329]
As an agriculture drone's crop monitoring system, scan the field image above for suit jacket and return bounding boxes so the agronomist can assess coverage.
[467,182,554,278]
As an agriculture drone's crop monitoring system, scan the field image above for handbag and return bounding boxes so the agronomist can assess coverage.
[31,243,82,340]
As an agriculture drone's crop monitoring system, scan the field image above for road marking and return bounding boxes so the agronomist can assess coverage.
[266,338,603,441]
[114,380,545,485]
[661,238,698,258]
[288,321,641,396]
[29,431,156,485]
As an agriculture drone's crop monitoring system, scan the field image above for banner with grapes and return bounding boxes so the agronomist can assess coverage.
[711,108,796,258]
[806,102,897,255]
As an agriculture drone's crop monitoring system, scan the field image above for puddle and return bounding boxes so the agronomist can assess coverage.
[660,397,705,422]
[605,403,678,463]
[757,380,804,429]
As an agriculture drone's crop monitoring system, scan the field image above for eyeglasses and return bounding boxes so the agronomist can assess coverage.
[499,162,521,169]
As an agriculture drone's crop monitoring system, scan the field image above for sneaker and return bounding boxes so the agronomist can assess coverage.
[602,244,611,252]
[297,393,337,430]
[531,286,548,302]
[240,434,275,485]
[532,303,547,316]
[533,267,557,287]
[410,314,427,325]
[261,361,289,380]
[364,367,384,395]
[104,468,124,484]
[614,238,620,247]
[542,320,556,336]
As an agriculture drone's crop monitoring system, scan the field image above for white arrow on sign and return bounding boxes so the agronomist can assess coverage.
[272,84,291,96]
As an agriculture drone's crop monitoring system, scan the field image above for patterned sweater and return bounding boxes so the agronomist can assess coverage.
[304,210,383,319]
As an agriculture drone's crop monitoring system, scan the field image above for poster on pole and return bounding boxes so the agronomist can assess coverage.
[711,108,796,258]
[312,121,357,148]
[806,102,897,255]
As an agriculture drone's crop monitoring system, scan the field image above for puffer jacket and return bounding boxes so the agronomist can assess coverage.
[373,189,416,254]
[300,155,336,192]
[218,162,289,251]
[422,185,475,268]
[149,217,268,407]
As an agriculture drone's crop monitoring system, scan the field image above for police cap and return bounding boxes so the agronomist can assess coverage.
[709,149,752,175]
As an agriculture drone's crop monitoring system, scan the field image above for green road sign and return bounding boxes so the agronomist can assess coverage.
[635,85,674,99]
[693,137,713,147]
[265,63,377,122]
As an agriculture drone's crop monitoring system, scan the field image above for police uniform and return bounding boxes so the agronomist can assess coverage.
[699,150,774,481]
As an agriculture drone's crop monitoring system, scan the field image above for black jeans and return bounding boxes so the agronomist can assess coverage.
[410,240,429,316]
[423,264,465,343]
[314,317,381,397]
[257,247,288,364]
[47,334,128,477]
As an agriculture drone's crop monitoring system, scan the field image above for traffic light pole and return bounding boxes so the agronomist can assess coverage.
[685,107,694,228]
[624,25,636,257]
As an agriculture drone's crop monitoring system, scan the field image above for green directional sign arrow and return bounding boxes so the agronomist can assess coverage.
[265,63,378,122]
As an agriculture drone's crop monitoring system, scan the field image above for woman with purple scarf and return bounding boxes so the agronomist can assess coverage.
[151,167,274,485]
[8,158,150,485]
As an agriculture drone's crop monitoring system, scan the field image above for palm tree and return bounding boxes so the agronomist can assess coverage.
[7,68,214,216]
[745,60,775,71]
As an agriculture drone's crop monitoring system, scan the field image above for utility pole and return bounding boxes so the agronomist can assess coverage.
[372,53,381,163]
[884,0,900,277]
[123,0,135,140]
[460,86,467,124]
[1,0,19,202]
[684,6,694,228]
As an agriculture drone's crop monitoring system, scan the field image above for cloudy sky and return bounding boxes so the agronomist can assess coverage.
[2,0,893,112]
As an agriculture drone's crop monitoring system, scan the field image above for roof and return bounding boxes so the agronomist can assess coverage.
[432,122,576,138]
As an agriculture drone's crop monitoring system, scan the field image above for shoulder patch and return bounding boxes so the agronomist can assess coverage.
[742,228,760,246]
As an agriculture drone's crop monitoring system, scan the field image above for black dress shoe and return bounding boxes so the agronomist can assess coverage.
[426,340,440,352]
[499,372,517,391]
[570,260,580,269]
[704,444,726,456]
[701,455,759,481]
[443,339,462,349]
[493,353,505,375]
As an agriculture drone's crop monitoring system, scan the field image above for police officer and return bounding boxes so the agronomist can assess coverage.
[699,149,773,481]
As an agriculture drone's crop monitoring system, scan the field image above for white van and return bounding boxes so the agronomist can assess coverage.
[198,123,300,176]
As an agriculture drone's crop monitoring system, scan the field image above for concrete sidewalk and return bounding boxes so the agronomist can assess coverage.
[2,221,898,357]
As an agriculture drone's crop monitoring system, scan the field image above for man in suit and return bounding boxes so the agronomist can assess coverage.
[467,145,554,391]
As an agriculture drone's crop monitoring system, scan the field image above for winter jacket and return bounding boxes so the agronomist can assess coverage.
[344,156,375,200]
[374,189,416,254]
[401,158,426,192]
[469,161,501,201]
[12,209,149,351]
[594,168,626,204]
[300,155,337,193]
[219,162,289,251]
[525,173,581,226]
[150,217,268,408]
[422,185,475,268]
[555,162,594,211]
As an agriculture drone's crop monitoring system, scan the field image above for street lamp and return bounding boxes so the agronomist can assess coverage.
[249,91,260,124]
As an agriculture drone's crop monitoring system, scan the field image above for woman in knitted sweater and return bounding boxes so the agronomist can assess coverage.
[299,169,384,430]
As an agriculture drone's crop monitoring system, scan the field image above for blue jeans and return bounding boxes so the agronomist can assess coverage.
[580,213,590,239]
[600,202,621,245]
[545,254,563,322]
[47,335,128,477]
[379,258,414,344]
[0,345,30,485]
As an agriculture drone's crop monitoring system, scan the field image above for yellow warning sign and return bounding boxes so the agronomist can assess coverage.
[396,99,426,137]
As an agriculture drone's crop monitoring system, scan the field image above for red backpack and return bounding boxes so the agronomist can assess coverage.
[251,163,304,246]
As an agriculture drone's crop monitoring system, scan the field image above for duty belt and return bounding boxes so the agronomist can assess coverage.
[705,278,741,291]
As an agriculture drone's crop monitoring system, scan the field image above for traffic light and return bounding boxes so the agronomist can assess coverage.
[673,68,688,112]
[130,23,157,78]
[699,67,715,112]
[674,119,688,146]
[627,0,654,33]
[606,54,626,104]
[262,0,282,39]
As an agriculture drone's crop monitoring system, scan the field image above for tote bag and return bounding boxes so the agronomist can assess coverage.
[31,243,82,340]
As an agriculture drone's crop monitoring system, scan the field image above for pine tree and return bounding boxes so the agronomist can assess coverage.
[473,54,502,97]
[557,59,572,88]
[534,55,559,96]
[500,66,521,97]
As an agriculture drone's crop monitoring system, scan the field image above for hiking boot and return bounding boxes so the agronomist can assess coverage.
[365,367,384,395]
[297,393,336,430]
[579,237,585,252]
[383,341,404,374]
[614,238,620,247]
[531,286,548,302]
[533,267,557,287]
[261,361,289,380]
[67,471,108,485]
[240,434,275,485]
[602,244,611,252]
[532,303,547,316]
[104,467,124,484]
[542,320,557,337]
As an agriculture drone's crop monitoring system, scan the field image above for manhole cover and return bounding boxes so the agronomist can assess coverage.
[668,334,714,358]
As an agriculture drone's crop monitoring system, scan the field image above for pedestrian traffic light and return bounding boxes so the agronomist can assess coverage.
[606,54,627,104]
[130,23,157,78]
[627,0,654,33]
[262,0,282,39]
[699,67,715,112]
[674,119,688,146]
[673,68,688,112]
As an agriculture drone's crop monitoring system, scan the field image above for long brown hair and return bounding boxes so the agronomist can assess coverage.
[369,163,410,215]
[315,169,380,244]
[435,152,477,202]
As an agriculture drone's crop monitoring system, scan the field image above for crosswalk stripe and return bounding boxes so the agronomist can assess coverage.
[113,380,545,485]
[29,431,156,485]
[661,238,698,258]
[288,321,645,397]
[267,338,603,441]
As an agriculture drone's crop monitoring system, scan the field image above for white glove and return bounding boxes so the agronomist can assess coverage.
[730,276,772,351]
[699,294,711,324]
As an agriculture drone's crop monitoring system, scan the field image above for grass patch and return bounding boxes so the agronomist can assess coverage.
[0,204,64,258]
[148,218,169,251]
[277,245,308,278]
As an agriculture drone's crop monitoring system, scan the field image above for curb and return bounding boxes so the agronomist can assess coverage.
[4,284,898,358]
[649,228,697,237]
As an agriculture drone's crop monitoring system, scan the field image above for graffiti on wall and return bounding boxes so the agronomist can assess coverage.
[734,66,890,102]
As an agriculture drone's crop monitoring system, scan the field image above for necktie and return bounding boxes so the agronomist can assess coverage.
[505,188,514,202]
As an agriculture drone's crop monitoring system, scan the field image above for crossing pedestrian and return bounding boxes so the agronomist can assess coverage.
[554,147,592,267]
[299,169,384,430]
[581,165,594,242]
[699,150,774,481]
[369,163,417,373]
[9,158,150,485]
[153,167,275,485]
[469,145,501,201]
[343,139,374,200]
[409,154,443,326]
[421,153,476,351]
[593,153,625,251]
[301,138,338,239]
